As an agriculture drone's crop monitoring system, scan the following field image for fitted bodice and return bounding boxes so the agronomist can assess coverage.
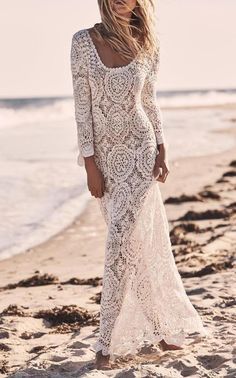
[70,28,165,168]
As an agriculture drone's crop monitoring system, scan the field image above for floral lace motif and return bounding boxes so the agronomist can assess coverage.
[70,29,207,360]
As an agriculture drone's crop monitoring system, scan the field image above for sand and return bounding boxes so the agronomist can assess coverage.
[0,125,235,377]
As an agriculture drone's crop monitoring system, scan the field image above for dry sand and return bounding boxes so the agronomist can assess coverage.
[0,126,235,377]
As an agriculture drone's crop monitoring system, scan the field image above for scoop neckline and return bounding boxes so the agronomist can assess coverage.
[85,29,138,72]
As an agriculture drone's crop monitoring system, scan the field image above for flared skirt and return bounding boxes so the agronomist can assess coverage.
[91,174,208,360]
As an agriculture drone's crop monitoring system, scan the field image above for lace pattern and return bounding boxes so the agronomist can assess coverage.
[70,29,207,360]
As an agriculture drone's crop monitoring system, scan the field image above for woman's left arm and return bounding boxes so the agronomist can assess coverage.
[141,48,170,182]
[141,47,165,147]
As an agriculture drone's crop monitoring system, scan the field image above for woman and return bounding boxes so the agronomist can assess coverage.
[70,0,207,370]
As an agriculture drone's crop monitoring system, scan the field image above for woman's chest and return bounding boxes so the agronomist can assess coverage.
[88,61,150,103]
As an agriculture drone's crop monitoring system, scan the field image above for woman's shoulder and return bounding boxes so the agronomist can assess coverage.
[71,28,90,68]
[72,28,88,45]
[72,24,103,45]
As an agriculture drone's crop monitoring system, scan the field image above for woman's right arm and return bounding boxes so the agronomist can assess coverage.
[70,32,105,198]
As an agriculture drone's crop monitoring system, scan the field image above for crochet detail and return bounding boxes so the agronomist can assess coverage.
[70,28,207,360]
[70,28,165,167]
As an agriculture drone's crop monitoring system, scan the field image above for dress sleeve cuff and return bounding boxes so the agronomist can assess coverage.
[77,147,94,167]
[156,134,165,145]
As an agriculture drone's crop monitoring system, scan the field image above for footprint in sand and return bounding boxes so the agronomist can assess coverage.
[167,360,199,376]
[68,341,90,349]
[0,343,11,351]
[197,354,230,370]
[48,355,68,362]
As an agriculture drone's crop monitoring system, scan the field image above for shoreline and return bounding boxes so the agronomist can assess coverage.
[0,134,235,283]
[0,145,235,271]
[0,121,235,267]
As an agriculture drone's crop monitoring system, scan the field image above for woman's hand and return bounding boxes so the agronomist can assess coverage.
[84,156,105,198]
[153,144,170,183]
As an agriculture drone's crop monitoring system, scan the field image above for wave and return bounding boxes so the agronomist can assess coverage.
[157,88,236,108]
[0,89,236,129]
[0,97,73,129]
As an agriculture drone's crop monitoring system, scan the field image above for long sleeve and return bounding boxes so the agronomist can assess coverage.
[70,32,94,167]
[141,47,165,146]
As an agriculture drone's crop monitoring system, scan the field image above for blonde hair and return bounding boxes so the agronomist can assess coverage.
[94,0,159,61]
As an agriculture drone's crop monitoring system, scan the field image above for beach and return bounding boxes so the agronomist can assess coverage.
[0,116,235,377]
[1,0,236,373]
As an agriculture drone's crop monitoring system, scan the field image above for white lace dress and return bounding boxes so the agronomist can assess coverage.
[70,28,207,360]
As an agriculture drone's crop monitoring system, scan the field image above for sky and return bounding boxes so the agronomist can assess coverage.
[0,0,236,98]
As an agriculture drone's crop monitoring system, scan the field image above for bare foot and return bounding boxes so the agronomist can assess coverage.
[158,339,183,351]
[95,350,110,370]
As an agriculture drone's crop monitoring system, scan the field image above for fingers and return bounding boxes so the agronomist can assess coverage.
[90,188,103,198]
[87,169,106,198]
[97,178,106,198]
[153,166,161,180]
[153,161,161,179]
[157,166,170,182]
[156,164,170,183]
[89,181,106,198]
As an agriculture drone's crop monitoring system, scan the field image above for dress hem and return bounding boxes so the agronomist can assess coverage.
[91,324,209,361]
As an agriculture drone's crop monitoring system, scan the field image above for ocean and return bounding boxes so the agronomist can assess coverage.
[0,88,235,260]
